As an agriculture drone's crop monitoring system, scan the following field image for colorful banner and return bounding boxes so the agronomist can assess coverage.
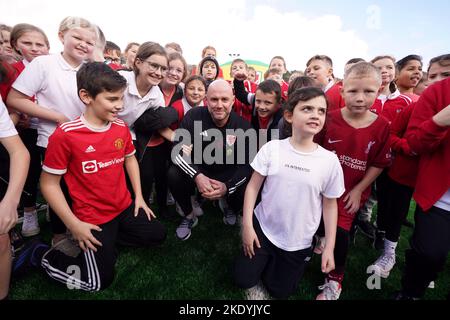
[220,60,269,84]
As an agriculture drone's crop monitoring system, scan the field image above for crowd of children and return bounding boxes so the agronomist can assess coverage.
[0,16,449,301]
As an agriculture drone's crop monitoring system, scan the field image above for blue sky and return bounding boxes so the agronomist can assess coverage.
[1,0,448,75]
[247,0,450,69]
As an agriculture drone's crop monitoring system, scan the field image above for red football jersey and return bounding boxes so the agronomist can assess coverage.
[232,80,257,122]
[370,93,412,123]
[321,109,391,230]
[325,82,345,112]
[43,117,135,225]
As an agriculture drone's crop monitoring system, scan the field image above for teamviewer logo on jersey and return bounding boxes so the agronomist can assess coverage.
[82,160,98,174]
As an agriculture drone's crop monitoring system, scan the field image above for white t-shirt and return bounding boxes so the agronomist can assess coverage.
[0,99,17,138]
[118,70,165,139]
[251,139,345,251]
[12,54,85,148]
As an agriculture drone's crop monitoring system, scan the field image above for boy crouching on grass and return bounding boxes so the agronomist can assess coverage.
[15,62,167,291]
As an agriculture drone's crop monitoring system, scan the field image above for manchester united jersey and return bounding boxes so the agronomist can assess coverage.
[43,115,136,225]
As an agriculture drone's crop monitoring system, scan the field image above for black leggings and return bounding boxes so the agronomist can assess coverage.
[41,204,167,291]
[233,215,313,299]
[19,128,41,208]
[139,142,171,210]
[385,178,413,242]
[333,227,350,274]
[39,147,70,234]
[401,205,450,298]
[167,164,246,215]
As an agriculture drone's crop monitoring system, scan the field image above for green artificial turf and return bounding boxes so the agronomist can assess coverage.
[9,201,449,300]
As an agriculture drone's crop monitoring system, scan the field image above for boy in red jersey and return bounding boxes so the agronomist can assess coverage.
[316,62,391,300]
[306,55,345,112]
[35,62,166,291]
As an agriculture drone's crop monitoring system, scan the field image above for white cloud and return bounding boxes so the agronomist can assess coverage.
[1,0,369,77]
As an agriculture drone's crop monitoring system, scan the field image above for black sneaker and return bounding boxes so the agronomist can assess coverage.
[12,238,49,277]
[392,291,420,300]
[374,230,386,250]
[9,228,25,253]
[356,220,376,240]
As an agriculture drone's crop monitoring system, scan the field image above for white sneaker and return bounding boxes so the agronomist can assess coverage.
[51,232,81,258]
[245,282,271,300]
[21,211,40,237]
[191,196,204,217]
[370,252,396,279]
[316,279,342,300]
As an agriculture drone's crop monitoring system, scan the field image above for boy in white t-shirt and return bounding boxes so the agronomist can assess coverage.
[233,87,345,300]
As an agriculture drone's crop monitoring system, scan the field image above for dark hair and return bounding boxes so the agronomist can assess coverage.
[282,87,328,137]
[306,55,333,67]
[428,54,450,73]
[288,76,318,96]
[105,41,121,53]
[346,58,365,65]
[256,79,282,105]
[199,55,220,80]
[133,42,168,76]
[396,54,423,71]
[184,75,207,92]
[77,62,127,99]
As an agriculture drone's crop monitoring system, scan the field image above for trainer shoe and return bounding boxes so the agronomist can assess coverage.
[313,236,325,255]
[245,282,271,300]
[316,279,342,300]
[374,230,386,250]
[12,238,49,277]
[370,252,396,278]
[393,291,420,300]
[223,209,237,226]
[356,219,376,240]
[191,195,204,217]
[176,216,198,240]
[51,232,81,258]
[21,211,40,237]
[35,202,48,213]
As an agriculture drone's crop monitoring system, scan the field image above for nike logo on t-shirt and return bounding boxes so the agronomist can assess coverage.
[328,139,342,144]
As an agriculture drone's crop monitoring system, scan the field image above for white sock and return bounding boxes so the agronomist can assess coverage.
[384,239,397,255]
